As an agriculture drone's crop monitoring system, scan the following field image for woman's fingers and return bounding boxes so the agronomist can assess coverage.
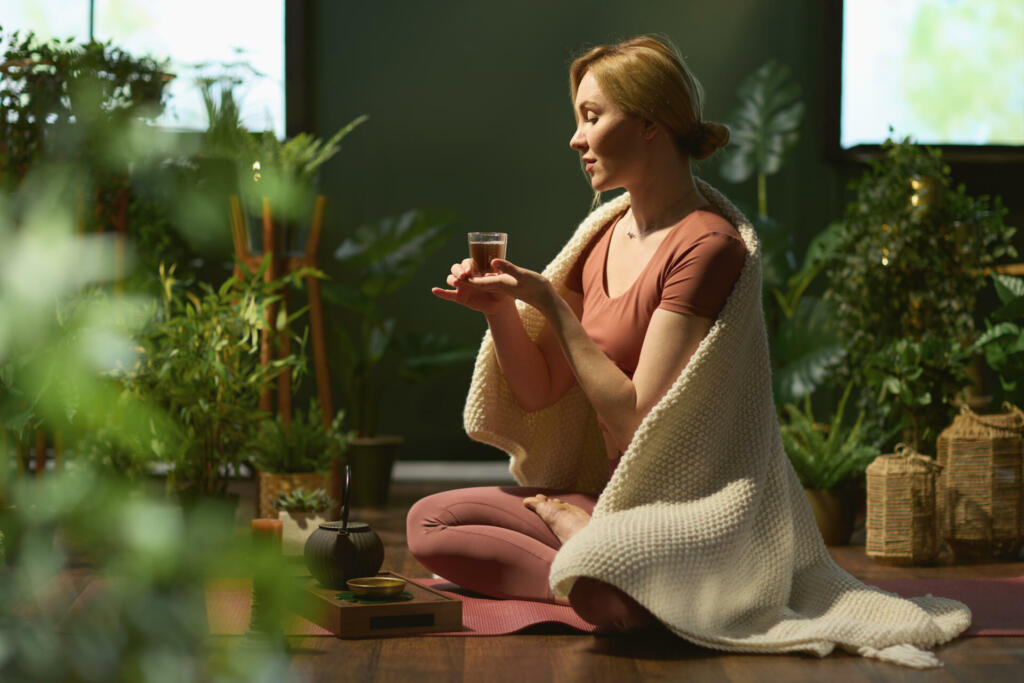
[468,272,516,287]
[431,286,460,302]
[491,258,516,273]
[450,259,478,281]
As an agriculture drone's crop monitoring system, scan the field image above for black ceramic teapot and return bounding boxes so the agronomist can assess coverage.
[303,465,384,589]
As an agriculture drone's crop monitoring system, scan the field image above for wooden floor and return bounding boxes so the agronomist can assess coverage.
[274,478,1024,682]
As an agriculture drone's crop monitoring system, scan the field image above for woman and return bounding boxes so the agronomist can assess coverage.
[410,34,739,631]
[407,36,968,664]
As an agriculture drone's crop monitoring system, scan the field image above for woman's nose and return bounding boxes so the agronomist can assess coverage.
[569,126,586,151]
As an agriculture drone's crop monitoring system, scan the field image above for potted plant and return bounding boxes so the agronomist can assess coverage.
[780,382,882,545]
[823,137,1018,451]
[270,487,335,556]
[327,209,476,506]
[247,399,350,518]
[124,262,306,504]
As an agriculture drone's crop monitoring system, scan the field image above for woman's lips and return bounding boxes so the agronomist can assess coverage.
[583,159,596,172]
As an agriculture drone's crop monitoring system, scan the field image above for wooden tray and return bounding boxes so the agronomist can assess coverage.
[294,570,462,638]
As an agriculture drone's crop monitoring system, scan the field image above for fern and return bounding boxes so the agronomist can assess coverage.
[780,383,880,490]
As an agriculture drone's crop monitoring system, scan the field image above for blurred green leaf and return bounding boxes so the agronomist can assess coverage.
[719,60,804,184]
[328,209,471,436]
[771,296,844,406]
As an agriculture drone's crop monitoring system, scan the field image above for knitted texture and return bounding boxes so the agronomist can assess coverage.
[463,180,971,667]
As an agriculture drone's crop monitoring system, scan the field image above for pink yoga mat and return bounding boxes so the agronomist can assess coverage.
[864,576,1024,637]
[419,579,597,635]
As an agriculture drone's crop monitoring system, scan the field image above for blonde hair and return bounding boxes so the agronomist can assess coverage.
[570,35,730,162]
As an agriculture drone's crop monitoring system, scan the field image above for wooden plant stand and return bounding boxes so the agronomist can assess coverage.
[230,195,341,508]
[229,194,334,429]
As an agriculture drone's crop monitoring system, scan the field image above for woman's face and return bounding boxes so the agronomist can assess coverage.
[569,71,647,191]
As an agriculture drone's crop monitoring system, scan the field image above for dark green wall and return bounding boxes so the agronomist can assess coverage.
[302,0,1022,459]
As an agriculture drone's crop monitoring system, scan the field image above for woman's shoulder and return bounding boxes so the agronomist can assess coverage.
[661,207,747,272]
[680,205,744,244]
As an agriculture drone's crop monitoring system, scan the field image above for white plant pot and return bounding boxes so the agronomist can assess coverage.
[277,511,328,556]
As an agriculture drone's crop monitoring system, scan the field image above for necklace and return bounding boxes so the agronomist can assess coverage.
[623,190,706,240]
[623,211,643,240]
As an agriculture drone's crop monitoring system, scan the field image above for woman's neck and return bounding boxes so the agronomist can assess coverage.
[625,156,705,237]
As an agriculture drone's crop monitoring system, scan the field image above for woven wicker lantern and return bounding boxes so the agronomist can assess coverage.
[936,403,1024,562]
[866,445,943,565]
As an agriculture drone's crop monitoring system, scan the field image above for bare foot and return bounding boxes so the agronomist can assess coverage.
[523,493,591,545]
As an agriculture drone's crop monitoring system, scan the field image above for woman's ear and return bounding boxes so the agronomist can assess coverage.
[641,119,659,141]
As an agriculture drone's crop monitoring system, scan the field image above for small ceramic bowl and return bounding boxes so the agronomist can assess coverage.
[346,576,407,598]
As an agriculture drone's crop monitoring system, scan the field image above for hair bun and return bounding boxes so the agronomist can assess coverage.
[688,122,731,161]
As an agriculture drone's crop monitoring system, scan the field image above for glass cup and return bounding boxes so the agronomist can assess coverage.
[467,232,508,274]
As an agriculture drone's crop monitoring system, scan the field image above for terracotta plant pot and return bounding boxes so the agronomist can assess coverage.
[804,488,858,546]
[278,510,329,556]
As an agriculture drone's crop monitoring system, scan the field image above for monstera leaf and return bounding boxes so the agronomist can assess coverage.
[719,60,804,186]
[333,209,459,299]
[771,296,845,407]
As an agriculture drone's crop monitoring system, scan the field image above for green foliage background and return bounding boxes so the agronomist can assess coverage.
[824,139,1018,451]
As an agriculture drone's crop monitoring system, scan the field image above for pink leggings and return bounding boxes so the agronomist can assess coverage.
[405,486,655,632]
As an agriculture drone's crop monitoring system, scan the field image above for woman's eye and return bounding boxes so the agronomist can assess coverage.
[586,116,598,124]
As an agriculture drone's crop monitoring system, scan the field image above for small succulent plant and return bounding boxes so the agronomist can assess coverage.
[270,488,334,514]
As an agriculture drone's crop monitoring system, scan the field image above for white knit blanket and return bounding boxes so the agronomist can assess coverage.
[463,180,970,668]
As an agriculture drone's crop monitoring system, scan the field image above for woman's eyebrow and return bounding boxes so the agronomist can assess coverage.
[576,100,600,113]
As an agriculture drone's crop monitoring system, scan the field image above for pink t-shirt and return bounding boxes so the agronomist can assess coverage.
[567,206,746,378]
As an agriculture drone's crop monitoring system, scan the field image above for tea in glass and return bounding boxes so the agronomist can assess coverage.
[467,232,507,274]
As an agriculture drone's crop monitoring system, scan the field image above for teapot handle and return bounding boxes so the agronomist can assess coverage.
[340,464,352,532]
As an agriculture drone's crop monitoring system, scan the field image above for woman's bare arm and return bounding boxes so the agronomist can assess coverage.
[483,292,581,413]
[472,259,712,452]
[432,258,579,412]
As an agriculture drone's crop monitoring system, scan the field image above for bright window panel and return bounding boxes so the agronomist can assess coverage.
[842,0,1024,147]
[93,0,285,138]
[0,1,89,44]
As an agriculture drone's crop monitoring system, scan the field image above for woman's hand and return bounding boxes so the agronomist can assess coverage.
[466,259,557,315]
[431,258,510,315]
